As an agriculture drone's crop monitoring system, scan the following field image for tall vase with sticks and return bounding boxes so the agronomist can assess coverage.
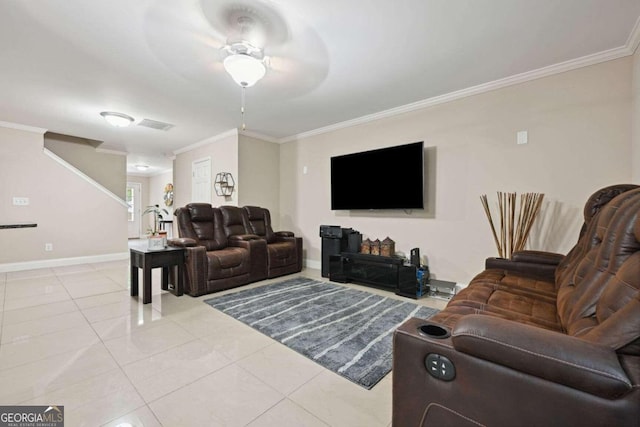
[480,192,544,259]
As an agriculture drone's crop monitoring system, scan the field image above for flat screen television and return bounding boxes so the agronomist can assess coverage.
[331,141,424,210]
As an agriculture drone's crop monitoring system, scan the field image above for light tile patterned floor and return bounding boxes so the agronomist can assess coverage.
[0,255,446,426]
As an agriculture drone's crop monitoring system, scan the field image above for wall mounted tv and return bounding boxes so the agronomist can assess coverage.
[331,141,424,210]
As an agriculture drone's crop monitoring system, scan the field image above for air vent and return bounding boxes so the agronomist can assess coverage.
[137,118,174,131]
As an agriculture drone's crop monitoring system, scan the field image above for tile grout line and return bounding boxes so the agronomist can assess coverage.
[0,262,151,421]
[88,279,215,419]
[133,343,236,411]
[127,305,284,417]
[2,264,396,426]
[210,313,330,426]
[225,361,288,427]
[0,273,79,373]
[3,266,123,405]
[64,263,163,425]
[99,403,164,427]
[232,359,331,427]
[71,263,150,395]
[2,273,68,314]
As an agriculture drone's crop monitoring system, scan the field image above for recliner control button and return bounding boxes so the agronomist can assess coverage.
[425,353,456,381]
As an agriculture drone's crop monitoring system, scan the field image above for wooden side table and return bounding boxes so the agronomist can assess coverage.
[130,243,185,304]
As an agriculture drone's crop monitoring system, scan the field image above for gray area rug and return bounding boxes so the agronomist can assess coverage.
[204,277,439,389]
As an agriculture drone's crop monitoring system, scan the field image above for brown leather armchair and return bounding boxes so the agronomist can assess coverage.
[171,203,264,296]
[393,185,640,426]
[242,206,303,278]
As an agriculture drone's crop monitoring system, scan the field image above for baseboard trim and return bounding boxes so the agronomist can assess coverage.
[0,252,129,273]
[304,259,321,270]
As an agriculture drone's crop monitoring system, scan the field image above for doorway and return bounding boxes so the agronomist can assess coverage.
[192,157,212,203]
[126,182,142,238]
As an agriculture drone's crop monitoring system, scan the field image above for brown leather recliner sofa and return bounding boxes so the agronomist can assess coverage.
[170,203,303,296]
[393,184,640,427]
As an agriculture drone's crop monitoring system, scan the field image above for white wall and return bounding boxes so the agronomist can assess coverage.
[280,58,633,283]
[0,126,128,265]
[45,133,127,199]
[173,131,284,236]
[149,170,173,214]
[238,134,281,229]
[173,132,239,211]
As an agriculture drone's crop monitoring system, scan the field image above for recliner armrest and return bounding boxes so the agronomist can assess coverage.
[485,250,561,281]
[274,231,294,238]
[511,250,564,265]
[228,236,266,251]
[452,315,632,398]
[228,234,261,241]
[168,238,197,247]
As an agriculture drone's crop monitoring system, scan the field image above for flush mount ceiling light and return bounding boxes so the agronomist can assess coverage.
[134,164,149,171]
[100,111,134,127]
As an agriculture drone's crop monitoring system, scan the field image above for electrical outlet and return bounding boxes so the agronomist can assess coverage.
[13,197,29,206]
[45,243,53,251]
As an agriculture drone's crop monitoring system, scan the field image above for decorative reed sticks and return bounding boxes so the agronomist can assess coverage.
[480,192,544,258]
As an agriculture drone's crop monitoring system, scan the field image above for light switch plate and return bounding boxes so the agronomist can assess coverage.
[517,130,528,145]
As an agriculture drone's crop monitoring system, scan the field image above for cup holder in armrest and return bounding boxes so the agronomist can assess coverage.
[418,324,451,339]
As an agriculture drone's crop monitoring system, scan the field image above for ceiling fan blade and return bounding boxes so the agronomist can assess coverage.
[144,0,231,87]
[200,0,290,48]
[261,17,329,97]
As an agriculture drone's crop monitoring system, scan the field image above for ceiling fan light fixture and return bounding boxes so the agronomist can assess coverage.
[100,111,134,127]
[223,53,266,87]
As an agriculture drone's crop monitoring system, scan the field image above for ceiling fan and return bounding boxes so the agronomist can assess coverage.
[144,0,329,131]
[206,3,285,129]
[204,1,286,89]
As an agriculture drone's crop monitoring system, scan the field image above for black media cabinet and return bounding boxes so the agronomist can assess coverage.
[329,252,417,294]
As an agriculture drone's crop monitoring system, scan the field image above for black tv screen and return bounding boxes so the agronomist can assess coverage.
[331,141,424,210]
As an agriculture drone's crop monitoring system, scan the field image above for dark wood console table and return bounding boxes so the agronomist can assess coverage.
[329,252,417,294]
[130,243,185,304]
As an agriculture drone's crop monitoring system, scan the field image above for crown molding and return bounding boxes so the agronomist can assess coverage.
[96,147,128,156]
[150,168,173,177]
[173,128,238,155]
[280,44,634,143]
[239,129,280,144]
[126,168,173,178]
[626,16,640,54]
[0,120,47,134]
